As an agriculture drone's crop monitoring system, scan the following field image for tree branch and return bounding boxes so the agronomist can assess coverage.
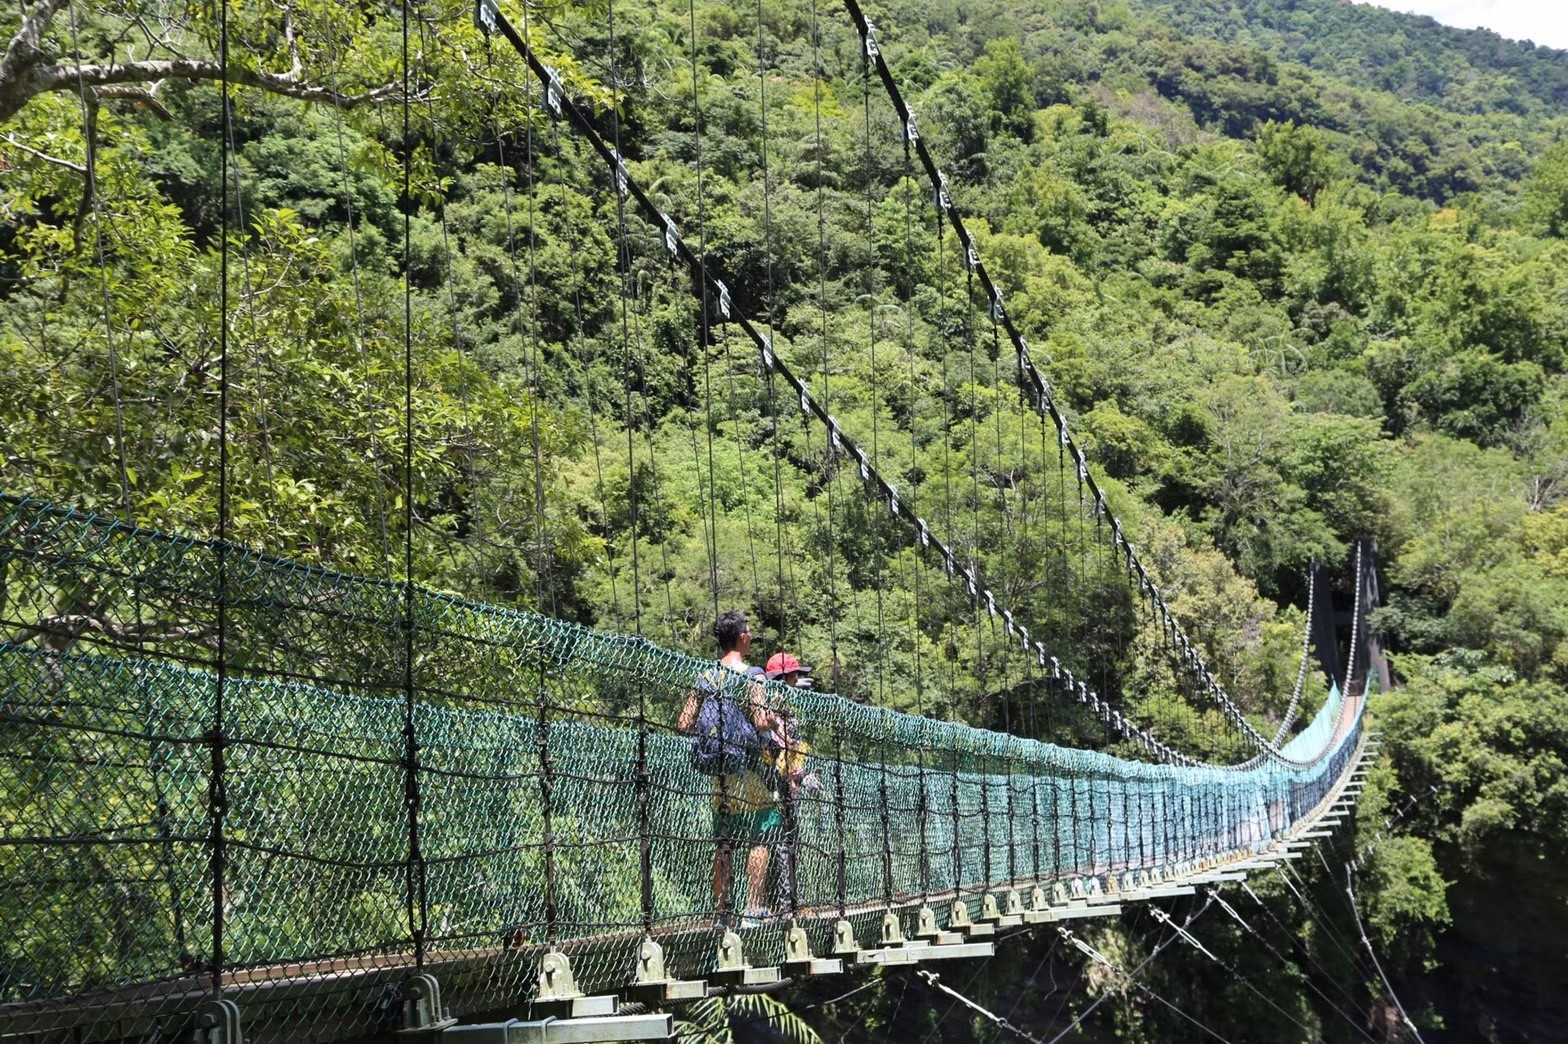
[1,132,86,172]
[0,0,70,106]
[3,54,409,126]
[94,85,174,121]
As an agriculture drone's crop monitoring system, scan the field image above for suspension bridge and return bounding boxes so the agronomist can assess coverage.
[1,0,1384,1040]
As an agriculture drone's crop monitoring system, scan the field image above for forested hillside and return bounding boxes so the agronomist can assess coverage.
[3,0,1567,1039]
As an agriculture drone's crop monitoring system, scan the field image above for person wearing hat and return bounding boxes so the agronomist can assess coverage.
[764,652,812,688]
[762,652,819,916]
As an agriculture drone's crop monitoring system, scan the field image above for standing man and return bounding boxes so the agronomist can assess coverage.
[678,610,780,926]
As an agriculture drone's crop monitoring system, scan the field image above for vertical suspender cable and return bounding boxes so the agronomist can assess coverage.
[210,0,230,996]
[808,0,841,683]
[604,0,642,636]
[898,123,931,905]
[684,0,722,624]
[400,0,427,970]
[857,26,894,912]
[753,0,798,651]
[65,0,195,958]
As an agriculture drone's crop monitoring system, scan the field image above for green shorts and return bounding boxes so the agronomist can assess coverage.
[713,807,783,846]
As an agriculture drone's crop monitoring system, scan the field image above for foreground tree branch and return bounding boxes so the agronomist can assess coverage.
[2,56,409,125]
[0,0,409,126]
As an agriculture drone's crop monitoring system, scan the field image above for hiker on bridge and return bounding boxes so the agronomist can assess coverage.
[763,652,821,917]
[678,610,782,927]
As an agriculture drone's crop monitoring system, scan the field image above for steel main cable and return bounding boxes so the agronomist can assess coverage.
[917,967,1048,1044]
[1208,888,1381,1044]
[1148,902,1320,1039]
[835,0,1290,763]
[1060,922,1237,1043]
[470,0,1268,769]
[1239,879,1373,1014]
[1038,903,1179,1044]
[1343,864,1427,1044]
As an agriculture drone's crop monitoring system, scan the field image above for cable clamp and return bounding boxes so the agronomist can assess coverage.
[964,244,980,271]
[916,517,930,546]
[857,448,871,481]
[904,110,920,143]
[888,485,899,515]
[990,292,1005,324]
[608,150,630,197]
[984,590,996,617]
[715,280,732,319]
[473,0,498,34]
[758,335,774,369]
[799,387,812,415]
[936,172,953,212]
[861,19,880,60]
[662,214,680,256]
[542,64,565,117]
[193,1000,242,1044]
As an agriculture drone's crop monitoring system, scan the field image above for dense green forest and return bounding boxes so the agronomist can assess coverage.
[3,0,1567,1039]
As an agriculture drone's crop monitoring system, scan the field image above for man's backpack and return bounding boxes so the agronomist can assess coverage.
[689,667,762,777]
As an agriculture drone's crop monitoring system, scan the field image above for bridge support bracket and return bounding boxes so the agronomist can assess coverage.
[399,973,459,1037]
[782,920,843,976]
[443,1014,674,1044]
[629,937,706,1003]
[711,930,780,986]
[914,905,968,942]
[1022,886,1055,924]
[978,893,1022,927]
[1109,873,1147,902]
[831,918,861,960]
[533,952,619,1020]
[1052,903,1122,921]
[949,899,994,937]
[193,999,242,1044]
[853,938,995,966]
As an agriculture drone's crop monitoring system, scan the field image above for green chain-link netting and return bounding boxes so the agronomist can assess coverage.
[0,495,1362,1041]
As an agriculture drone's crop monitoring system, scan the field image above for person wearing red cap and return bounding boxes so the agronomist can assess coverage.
[762,652,819,916]
[764,652,812,687]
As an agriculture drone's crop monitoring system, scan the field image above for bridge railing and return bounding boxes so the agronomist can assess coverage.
[0,495,1362,1042]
